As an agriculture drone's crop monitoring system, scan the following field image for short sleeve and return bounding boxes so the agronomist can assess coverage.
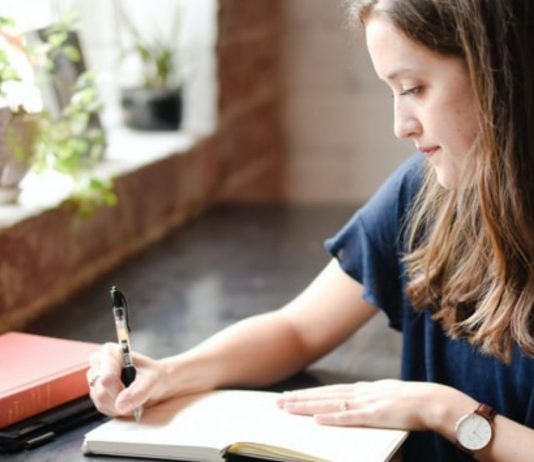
[325,154,425,330]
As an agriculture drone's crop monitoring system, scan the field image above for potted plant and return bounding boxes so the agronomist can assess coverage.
[0,16,116,214]
[0,17,43,203]
[117,1,184,131]
[34,71,116,218]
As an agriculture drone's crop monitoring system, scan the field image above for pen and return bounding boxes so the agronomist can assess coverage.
[110,286,142,422]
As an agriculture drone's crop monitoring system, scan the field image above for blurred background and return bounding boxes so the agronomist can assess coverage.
[0,0,412,332]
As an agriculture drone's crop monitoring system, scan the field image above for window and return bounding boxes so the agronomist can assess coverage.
[0,0,217,214]
[0,0,217,135]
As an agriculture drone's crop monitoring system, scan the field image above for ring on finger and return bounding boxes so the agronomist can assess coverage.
[88,371,100,388]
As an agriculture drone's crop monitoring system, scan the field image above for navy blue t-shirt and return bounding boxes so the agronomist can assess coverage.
[325,154,534,461]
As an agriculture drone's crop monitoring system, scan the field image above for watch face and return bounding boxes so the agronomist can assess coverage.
[456,413,492,451]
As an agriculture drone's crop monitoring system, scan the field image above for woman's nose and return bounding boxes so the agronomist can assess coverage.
[393,102,421,139]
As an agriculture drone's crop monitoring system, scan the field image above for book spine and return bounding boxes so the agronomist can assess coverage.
[0,366,90,428]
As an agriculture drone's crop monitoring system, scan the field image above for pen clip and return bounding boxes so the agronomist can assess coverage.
[111,286,131,332]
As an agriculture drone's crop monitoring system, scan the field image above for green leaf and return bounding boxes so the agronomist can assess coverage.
[48,31,68,49]
[62,45,81,62]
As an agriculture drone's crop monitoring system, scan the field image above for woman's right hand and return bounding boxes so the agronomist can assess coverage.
[87,343,170,417]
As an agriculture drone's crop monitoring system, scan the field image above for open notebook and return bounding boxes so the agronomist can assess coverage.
[82,390,407,462]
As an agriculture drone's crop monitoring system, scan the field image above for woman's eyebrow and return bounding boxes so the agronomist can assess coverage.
[385,67,416,81]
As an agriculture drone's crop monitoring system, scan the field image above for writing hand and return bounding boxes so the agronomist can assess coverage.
[87,343,167,417]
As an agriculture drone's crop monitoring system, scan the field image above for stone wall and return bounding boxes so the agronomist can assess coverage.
[0,0,285,331]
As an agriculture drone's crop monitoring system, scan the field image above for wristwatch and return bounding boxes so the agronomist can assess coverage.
[455,403,497,452]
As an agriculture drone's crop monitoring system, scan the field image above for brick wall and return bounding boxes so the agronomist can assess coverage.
[217,0,285,202]
[0,0,285,331]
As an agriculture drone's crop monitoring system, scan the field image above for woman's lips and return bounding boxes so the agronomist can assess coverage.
[419,146,440,158]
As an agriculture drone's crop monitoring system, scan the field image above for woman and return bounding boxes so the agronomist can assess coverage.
[88,1,534,460]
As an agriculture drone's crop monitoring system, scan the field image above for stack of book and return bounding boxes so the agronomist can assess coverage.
[0,332,101,451]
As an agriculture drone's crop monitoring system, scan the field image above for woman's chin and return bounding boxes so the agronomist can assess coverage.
[434,169,454,189]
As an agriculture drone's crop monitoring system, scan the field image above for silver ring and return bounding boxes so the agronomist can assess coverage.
[339,400,349,412]
[88,371,99,388]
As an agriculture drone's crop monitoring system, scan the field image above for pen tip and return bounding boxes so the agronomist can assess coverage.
[134,407,143,422]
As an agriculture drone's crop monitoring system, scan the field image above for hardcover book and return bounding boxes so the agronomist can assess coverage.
[0,332,99,428]
[82,389,407,462]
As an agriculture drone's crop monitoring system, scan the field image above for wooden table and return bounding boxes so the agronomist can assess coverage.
[3,205,401,461]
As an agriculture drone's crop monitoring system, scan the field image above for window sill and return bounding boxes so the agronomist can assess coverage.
[0,126,201,229]
[0,121,225,332]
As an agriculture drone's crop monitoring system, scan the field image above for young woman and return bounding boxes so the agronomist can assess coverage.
[88,1,534,460]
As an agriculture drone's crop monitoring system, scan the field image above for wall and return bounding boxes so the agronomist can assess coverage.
[216,0,285,202]
[0,0,285,331]
[0,0,420,329]
[281,0,413,204]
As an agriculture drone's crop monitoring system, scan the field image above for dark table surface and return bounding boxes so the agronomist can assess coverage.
[2,204,401,461]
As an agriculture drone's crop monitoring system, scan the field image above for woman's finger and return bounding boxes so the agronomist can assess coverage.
[87,343,127,416]
[278,384,357,407]
[283,398,354,415]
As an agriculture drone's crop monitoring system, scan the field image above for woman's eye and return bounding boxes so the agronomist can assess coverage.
[400,86,422,96]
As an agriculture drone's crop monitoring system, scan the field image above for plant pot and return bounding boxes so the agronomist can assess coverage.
[0,108,39,204]
[120,87,182,131]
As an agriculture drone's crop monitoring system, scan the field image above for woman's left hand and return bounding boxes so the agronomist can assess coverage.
[277,379,465,432]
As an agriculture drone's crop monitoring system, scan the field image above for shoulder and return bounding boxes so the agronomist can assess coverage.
[356,153,425,237]
[324,153,425,328]
[326,152,425,261]
[371,152,424,210]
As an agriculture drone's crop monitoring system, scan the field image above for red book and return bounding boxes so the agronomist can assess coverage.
[0,332,100,429]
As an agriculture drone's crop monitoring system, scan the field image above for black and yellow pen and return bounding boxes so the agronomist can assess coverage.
[110,286,142,422]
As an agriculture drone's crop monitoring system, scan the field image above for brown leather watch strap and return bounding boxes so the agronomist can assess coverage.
[475,403,497,422]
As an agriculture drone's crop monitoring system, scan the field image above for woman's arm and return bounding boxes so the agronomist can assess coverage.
[89,259,379,416]
[194,258,380,388]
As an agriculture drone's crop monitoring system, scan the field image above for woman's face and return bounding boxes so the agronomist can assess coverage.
[365,15,479,188]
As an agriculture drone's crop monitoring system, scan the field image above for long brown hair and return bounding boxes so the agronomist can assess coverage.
[350,0,534,362]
